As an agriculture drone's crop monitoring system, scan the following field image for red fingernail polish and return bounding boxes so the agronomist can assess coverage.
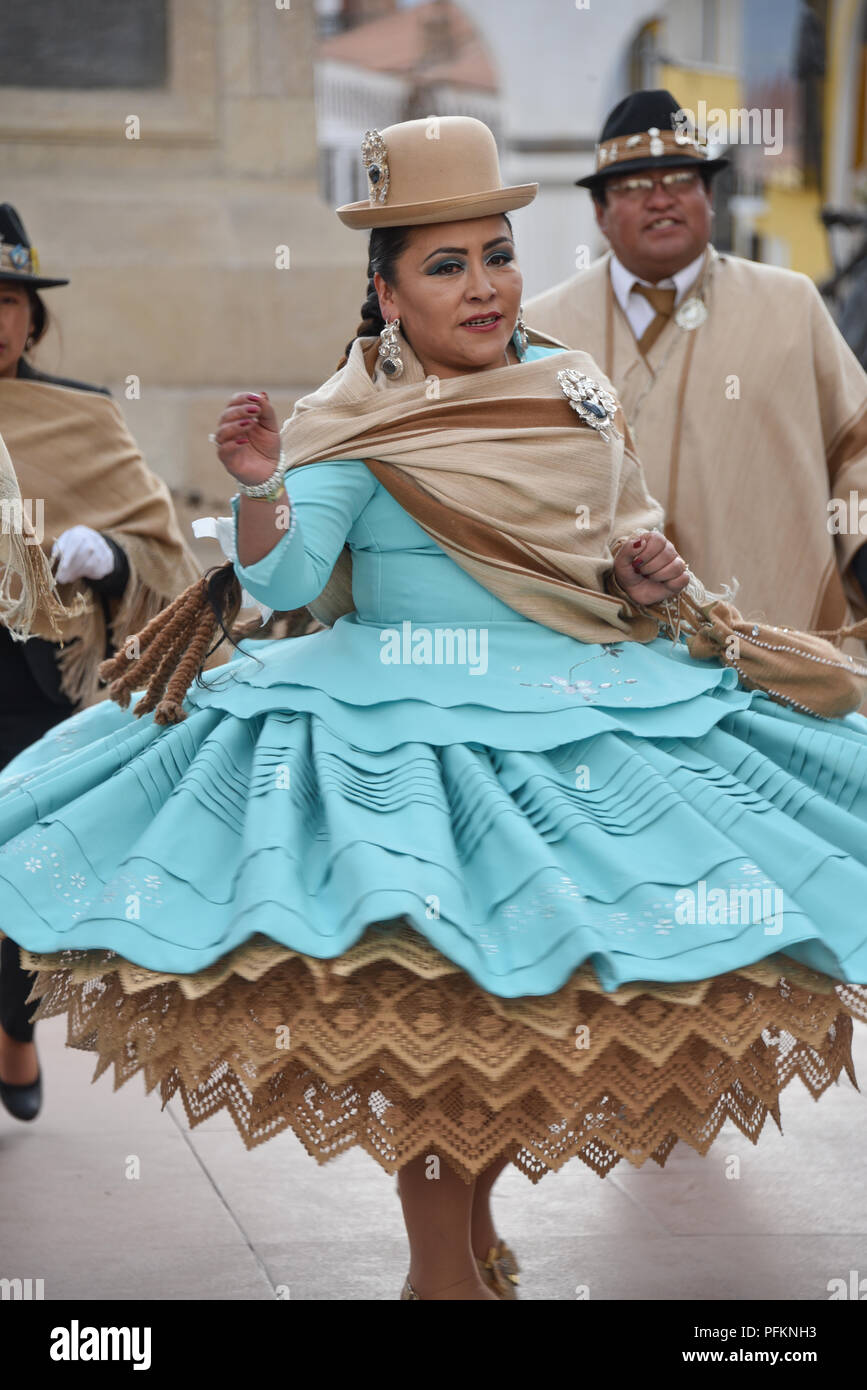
[632,539,642,548]
[246,394,260,401]
[632,559,643,569]
[246,405,258,412]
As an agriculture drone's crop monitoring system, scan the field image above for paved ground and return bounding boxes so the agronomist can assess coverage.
[1,1013,866,1301]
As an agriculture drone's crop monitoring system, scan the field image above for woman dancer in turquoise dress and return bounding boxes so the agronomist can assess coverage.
[0,118,866,1302]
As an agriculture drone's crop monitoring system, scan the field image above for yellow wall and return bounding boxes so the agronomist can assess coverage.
[657,65,741,117]
[752,184,832,277]
[824,0,861,197]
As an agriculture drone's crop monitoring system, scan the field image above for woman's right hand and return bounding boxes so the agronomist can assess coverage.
[213,391,281,487]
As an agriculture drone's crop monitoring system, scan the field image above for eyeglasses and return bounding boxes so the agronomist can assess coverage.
[605,170,702,198]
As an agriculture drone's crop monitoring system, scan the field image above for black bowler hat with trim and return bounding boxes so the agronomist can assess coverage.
[0,204,69,288]
[576,89,729,191]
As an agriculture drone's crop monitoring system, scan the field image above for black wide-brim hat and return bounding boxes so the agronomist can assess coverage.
[0,203,69,288]
[576,89,729,191]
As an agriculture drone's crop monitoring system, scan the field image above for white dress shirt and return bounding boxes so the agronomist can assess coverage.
[609,250,706,341]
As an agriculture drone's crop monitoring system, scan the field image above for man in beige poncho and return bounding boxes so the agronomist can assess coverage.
[526,90,867,664]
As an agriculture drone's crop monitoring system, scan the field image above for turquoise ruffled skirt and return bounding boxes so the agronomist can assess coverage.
[0,618,865,1178]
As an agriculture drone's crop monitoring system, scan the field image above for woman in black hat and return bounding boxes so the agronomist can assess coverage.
[0,205,129,1122]
[0,205,202,1122]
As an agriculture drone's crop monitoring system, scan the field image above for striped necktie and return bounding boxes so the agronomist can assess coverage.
[632,283,677,354]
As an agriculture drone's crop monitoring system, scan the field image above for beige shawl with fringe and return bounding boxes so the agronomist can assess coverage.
[0,424,88,637]
[276,329,725,642]
[0,379,223,709]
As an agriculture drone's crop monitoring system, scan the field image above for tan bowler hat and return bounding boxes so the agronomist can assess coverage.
[335,116,538,229]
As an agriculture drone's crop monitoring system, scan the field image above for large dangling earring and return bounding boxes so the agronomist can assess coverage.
[513,305,528,361]
[378,316,404,379]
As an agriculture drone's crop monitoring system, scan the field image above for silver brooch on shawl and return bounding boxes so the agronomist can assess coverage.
[557,370,620,442]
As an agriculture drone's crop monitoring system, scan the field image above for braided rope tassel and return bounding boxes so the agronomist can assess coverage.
[101,589,205,708]
[96,560,243,723]
[154,605,222,725]
[133,619,204,717]
[97,582,209,708]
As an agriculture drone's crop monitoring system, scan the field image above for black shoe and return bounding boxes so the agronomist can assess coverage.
[0,1069,42,1121]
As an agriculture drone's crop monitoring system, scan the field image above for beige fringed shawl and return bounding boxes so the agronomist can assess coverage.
[277,329,719,642]
[0,425,87,637]
[0,379,211,709]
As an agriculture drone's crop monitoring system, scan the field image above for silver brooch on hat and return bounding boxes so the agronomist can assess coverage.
[361,129,389,205]
[557,370,619,442]
[648,126,664,157]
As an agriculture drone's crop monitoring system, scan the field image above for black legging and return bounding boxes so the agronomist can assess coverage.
[0,934,35,1043]
[0,713,72,1043]
[0,579,130,1046]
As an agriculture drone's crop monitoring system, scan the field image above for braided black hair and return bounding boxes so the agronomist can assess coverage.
[336,225,412,371]
[27,289,48,346]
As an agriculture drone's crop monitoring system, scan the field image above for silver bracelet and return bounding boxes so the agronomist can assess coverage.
[237,447,288,501]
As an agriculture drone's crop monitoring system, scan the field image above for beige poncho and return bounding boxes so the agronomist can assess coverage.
[526,247,867,661]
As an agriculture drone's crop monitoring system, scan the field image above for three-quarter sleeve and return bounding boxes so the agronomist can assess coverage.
[230,458,377,612]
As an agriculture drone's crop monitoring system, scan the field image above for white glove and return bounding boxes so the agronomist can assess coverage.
[191,515,273,627]
[50,525,116,583]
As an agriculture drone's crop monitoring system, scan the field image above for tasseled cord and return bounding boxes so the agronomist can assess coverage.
[97,560,252,725]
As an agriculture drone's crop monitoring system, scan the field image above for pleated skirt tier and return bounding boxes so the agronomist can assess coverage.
[0,619,865,1181]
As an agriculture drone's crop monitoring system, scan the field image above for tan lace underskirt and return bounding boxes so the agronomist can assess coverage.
[10,922,865,1184]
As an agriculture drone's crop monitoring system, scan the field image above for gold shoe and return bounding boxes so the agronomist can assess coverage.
[494,1239,521,1283]
[400,1276,421,1300]
[476,1241,520,1300]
